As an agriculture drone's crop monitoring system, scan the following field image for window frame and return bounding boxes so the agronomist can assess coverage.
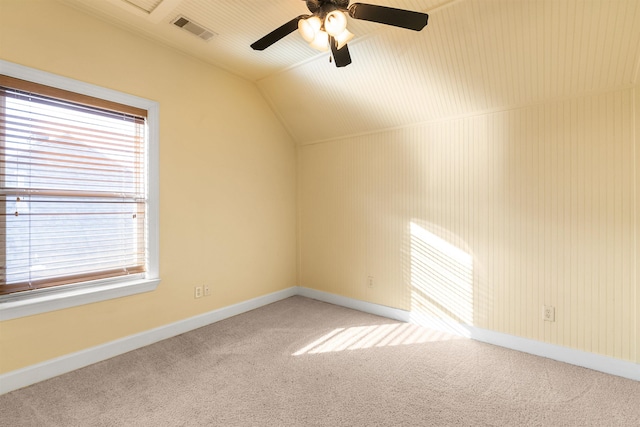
[0,60,160,321]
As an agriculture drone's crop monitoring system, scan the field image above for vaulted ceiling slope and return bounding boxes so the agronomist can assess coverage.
[59,0,640,144]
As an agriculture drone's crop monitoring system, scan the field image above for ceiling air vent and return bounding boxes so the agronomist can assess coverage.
[172,16,216,41]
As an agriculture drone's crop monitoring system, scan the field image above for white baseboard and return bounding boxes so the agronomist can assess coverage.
[0,287,297,395]
[299,288,640,382]
[467,326,640,381]
[2,286,637,395]
[296,287,411,322]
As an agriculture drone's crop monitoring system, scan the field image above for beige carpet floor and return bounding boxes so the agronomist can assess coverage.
[1,296,639,426]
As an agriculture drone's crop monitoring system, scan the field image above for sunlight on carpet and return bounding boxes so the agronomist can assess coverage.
[293,322,462,356]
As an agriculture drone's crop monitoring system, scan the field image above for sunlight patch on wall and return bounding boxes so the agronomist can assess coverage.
[292,322,460,356]
[409,222,473,336]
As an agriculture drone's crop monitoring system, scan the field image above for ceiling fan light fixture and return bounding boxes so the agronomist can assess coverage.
[309,30,329,51]
[334,28,354,50]
[251,1,429,68]
[298,16,322,43]
[324,10,348,37]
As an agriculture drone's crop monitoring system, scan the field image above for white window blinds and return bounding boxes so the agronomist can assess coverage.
[0,76,148,296]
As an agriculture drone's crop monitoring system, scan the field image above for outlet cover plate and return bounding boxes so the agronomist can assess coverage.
[543,305,555,322]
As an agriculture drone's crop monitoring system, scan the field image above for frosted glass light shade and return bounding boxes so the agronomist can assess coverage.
[310,30,329,51]
[334,29,354,49]
[324,11,348,37]
[298,16,322,43]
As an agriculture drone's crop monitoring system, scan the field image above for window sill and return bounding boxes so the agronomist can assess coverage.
[0,278,161,321]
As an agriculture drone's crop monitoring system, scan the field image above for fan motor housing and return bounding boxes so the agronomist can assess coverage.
[306,0,350,13]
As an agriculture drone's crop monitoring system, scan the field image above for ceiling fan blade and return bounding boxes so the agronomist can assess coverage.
[251,15,308,50]
[329,36,352,68]
[348,3,428,31]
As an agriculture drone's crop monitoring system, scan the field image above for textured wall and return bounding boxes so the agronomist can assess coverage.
[259,0,640,144]
[299,88,638,363]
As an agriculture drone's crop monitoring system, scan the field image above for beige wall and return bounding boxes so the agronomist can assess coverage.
[636,83,640,355]
[0,0,297,373]
[0,0,637,376]
[299,87,639,363]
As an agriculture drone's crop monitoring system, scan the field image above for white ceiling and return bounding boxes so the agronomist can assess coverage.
[58,0,640,144]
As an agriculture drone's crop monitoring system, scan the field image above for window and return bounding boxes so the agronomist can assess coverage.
[0,61,159,320]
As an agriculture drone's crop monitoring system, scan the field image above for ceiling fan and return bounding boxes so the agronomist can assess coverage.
[251,0,429,67]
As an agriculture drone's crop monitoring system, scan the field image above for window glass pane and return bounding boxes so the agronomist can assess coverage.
[1,83,147,295]
[5,197,144,284]
[3,93,144,195]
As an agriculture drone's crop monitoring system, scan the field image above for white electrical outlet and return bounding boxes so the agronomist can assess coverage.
[194,286,203,299]
[543,305,555,322]
[203,285,211,296]
[367,276,374,288]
